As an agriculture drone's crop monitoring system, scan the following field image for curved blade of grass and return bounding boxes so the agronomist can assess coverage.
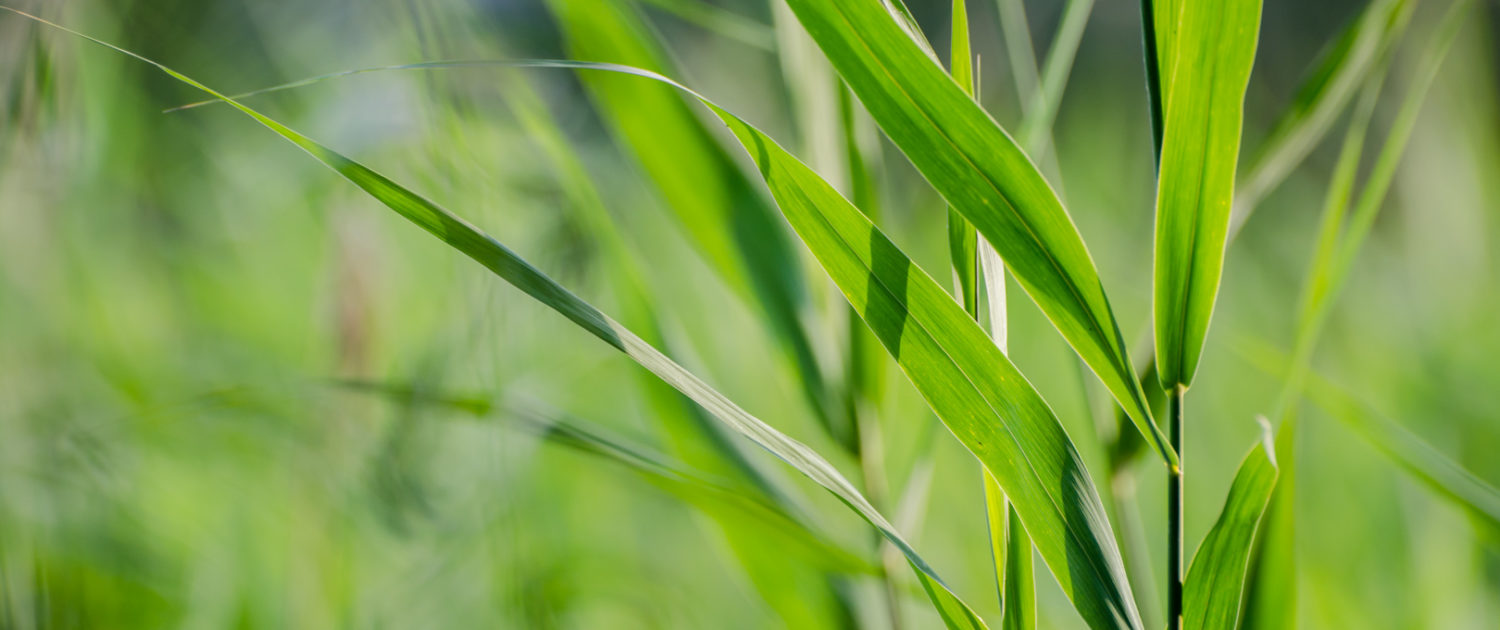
[546,0,841,443]
[713,103,1142,630]
[154,47,1155,630]
[505,75,861,627]
[1182,422,1279,630]
[1241,412,1297,630]
[1151,0,1261,389]
[2,14,993,628]
[781,0,1174,468]
[1231,0,1414,234]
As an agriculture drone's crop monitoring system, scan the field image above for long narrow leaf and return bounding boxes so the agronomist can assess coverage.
[1151,0,1262,389]
[1182,424,1279,630]
[709,91,1142,630]
[168,51,1151,630]
[546,0,841,441]
[3,14,992,628]
[780,0,1175,468]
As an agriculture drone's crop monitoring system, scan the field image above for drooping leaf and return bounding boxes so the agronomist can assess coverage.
[709,91,1142,630]
[546,0,841,442]
[504,75,857,627]
[1151,0,1262,389]
[780,0,1174,468]
[5,15,992,627]
[1182,423,1279,630]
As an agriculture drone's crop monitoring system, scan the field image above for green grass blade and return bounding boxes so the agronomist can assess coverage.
[710,98,1142,630]
[1000,507,1035,630]
[4,15,991,627]
[1015,0,1094,160]
[782,0,1175,469]
[546,0,841,442]
[947,0,979,316]
[1182,423,1279,630]
[1240,413,1297,630]
[505,75,860,627]
[1306,384,1500,536]
[1151,0,1261,389]
[1232,0,1414,233]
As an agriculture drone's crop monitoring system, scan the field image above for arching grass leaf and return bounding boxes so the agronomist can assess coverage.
[546,0,842,443]
[4,12,988,628]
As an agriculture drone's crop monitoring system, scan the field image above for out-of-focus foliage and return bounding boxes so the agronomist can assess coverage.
[2,0,1498,628]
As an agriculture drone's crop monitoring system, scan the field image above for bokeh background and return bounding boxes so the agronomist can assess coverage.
[1,0,1497,628]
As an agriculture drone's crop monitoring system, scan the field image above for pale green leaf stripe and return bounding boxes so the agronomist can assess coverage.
[782,0,1175,468]
[1183,424,1278,630]
[710,97,1142,630]
[1151,0,1261,389]
[3,14,986,629]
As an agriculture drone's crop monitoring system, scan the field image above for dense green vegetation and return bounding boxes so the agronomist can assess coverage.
[2,0,1497,627]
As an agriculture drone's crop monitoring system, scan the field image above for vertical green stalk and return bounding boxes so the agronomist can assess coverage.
[1166,387,1184,630]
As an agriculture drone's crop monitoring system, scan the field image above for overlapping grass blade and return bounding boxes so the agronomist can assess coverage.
[1232,0,1414,233]
[712,102,1141,630]
[546,0,842,443]
[1150,0,1261,389]
[6,14,993,628]
[1182,424,1278,630]
[947,0,978,317]
[780,0,1174,468]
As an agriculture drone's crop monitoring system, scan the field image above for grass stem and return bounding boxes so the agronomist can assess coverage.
[1167,386,1184,630]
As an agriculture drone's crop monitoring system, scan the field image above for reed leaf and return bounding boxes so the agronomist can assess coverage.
[779,0,1173,468]
[5,15,995,628]
[1150,0,1261,389]
[1182,423,1278,630]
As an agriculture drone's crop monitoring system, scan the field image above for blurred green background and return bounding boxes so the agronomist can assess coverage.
[1,0,1497,627]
